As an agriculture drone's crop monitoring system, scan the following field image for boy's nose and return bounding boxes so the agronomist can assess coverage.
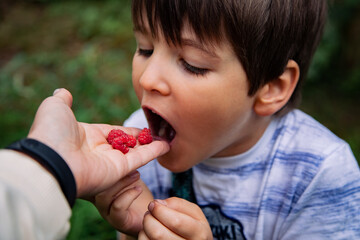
[139,57,171,96]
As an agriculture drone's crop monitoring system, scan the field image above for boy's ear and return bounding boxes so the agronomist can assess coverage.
[254,60,300,116]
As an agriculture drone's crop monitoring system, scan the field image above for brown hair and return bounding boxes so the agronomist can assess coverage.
[132,0,327,113]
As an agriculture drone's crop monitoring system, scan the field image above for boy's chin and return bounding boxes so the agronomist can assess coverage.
[157,154,194,173]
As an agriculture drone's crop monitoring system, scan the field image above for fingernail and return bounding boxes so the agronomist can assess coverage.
[148,201,155,211]
[155,199,167,206]
[53,88,62,95]
[128,170,140,179]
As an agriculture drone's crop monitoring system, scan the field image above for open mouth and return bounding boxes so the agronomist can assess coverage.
[143,107,176,144]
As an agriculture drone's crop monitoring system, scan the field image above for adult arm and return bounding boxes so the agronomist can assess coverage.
[0,149,71,239]
[0,89,169,239]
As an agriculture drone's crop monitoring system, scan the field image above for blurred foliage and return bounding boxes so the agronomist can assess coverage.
[303,0,360,159]
[307,0,360,94]
[0,0,138,147]
[0,0,359,239]
[67,199,116,240]
[0,1,136,239]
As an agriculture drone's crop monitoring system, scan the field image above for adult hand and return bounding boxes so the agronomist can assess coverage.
[27,88,169,199]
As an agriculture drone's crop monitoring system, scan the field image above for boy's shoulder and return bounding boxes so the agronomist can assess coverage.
[275,109,348,158]
[271,110,358,191]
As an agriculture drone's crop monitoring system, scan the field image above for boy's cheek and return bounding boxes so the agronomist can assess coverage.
[131,79,143,101]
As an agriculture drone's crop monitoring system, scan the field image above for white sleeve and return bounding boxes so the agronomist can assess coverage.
[0,150,71,240]
[123,109,148,128]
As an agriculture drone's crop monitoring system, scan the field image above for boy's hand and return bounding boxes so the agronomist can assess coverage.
[139,197,213,240]
[94,172,153,236]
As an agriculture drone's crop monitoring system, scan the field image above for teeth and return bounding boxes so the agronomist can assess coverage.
[168,129,175,140]
[145,108,176,143]
[159,128,166,138]
[158,120,168,138]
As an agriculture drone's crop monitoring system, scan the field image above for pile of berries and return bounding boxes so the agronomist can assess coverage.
[107,128,153,154]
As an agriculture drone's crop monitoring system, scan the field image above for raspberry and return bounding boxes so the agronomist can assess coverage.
[111,138,129,154]
[107,128,153,153]
[117,134,130,144]
[107,129,135,154]
[107,129,127,145]
[138,128,153,145]
[127,135,137,148]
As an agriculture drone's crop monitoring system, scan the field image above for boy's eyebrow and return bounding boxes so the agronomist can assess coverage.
[133,27,219,59]
[181,38,219,59]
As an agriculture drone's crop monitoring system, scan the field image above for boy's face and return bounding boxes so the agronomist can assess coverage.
[132,24,262,172]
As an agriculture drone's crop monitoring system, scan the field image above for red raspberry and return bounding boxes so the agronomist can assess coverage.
[107,129,127,145]
[117,134,130,144]
[112,138,129,154]
[107,128,153,153]
[138,128,153,145]
[107,129,139,154]
[127,135,137,148]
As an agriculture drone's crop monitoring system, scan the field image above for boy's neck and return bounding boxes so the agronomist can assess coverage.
[213,115,273,158]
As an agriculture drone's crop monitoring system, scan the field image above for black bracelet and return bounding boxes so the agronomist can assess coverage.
[6,138,77,207]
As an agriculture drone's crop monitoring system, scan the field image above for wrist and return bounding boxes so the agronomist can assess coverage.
[5,138,77,207]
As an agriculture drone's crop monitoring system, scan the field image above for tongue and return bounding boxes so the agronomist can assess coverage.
[158,119,176,142]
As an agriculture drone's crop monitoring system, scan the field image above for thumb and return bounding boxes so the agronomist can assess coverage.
[53,88,73,107]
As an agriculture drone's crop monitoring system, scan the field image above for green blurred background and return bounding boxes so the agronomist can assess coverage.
[0,0,359,239]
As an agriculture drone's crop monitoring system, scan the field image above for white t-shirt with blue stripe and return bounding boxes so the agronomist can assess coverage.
[124,109,360,239]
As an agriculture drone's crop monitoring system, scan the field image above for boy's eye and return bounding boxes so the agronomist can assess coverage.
[181,59,209,76]
[138,48,153,57]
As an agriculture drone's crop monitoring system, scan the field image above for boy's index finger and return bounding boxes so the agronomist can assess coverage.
[164,197,206,220]
[148,198,209,239]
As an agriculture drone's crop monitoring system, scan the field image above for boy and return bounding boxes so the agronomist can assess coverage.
[95,0,360,239]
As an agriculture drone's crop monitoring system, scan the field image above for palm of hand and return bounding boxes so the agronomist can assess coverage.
[27,89,169,199]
